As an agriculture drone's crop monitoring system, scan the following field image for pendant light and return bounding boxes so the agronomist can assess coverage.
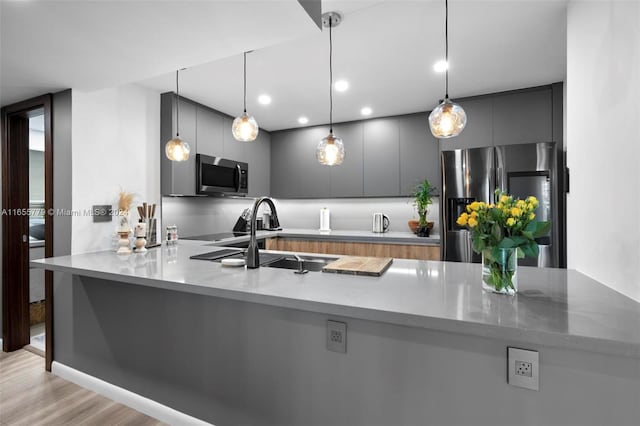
[232,51,259,142]
[316,12,345,166]
[428,0,467,139]
[165,69,191,161]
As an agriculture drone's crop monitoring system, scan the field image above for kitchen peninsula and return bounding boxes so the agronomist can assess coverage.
[32,239,640,426]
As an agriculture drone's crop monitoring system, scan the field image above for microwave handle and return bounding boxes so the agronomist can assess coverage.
[235,164,242,193]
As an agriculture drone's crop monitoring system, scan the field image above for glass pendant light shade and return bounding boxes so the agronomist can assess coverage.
[429,0,467,139]
[316,132,345,166]
[428,98,467,138]
[233,52,259,142]
[165,137,191,162]
[165,69,191,161]
[232,113,259,142]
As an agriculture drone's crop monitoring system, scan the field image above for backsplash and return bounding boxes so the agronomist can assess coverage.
[162,196,440,237]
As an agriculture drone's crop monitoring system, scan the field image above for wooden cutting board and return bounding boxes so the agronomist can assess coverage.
[322,256,393,277]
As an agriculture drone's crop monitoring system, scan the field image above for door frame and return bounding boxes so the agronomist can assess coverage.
[1,94,53,370]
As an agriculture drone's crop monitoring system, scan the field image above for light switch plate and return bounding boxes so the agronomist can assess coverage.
[327,320,347,353]
[92,205,112,222]
[508,347,539,391]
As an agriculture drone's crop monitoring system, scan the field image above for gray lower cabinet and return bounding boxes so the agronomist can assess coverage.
[161,95,197,196]
[399,113,440,195]
[330,122,364,197]
[363,117,400,196]
[492,88,552,145]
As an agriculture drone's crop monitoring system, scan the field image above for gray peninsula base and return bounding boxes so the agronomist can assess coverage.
[53,273,640,426]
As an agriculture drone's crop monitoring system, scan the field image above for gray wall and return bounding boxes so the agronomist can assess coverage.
[55,275,640,426]
[53,89,73,258]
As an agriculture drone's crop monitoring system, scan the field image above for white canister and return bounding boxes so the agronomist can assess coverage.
[319,207,331,232]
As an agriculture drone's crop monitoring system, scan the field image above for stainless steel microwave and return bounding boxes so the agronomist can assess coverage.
[196,154,248,195]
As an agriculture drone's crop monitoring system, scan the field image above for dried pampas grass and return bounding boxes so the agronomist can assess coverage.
[118,190,134,213]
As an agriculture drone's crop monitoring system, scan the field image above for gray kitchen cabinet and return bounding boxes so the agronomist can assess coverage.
[161,93,271,196]
[248,130,271,197]
[161,94,197,196]
[399,113,439,195]
[196,106,224,157]
[363,117,400,196]
[270,127,331,198]
[222,116,249,163]
[492,87,552,146]
[268,85,558,199]
[438,97,493,151]
[330,122,364,197]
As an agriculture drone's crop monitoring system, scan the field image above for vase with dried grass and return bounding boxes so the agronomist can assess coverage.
[116,190,134,254]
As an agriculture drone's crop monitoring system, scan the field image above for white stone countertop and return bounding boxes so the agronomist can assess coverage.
[32,240,640,359]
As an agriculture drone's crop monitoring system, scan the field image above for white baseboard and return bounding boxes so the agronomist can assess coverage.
[51,361,212,426]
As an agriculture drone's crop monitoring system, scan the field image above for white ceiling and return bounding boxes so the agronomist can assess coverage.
[1,1,567,132]
[0,0,318,106]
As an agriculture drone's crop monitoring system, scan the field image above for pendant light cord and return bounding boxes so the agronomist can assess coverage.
[243,51,247,114]
[176,70,180,137]
[329,17,334,134]
[445,0,449,99]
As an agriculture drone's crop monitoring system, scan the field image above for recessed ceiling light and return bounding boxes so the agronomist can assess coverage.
[298,116,309,124]
[361,107,372,116]
[334,80,349,92]
[433,60,448,73]
[258,94,272,105]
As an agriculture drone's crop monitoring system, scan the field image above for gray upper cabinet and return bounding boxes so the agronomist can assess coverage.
[222,117,249,163]
[399,113,439,195]
[161,93,271,197]
[196,107,223,157]
[161,94,197,196]
[248,130,271,197]
[363,117,400,196]
[330,122,364,197]
[492,88,552,146]
[267,85,557,199]
[271,127,330,198]
[440,97,494,150]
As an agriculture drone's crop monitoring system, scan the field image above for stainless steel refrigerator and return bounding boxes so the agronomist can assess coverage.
[440,142,561,267]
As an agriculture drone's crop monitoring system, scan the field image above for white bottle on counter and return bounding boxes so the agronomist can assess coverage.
[319,207,331,232]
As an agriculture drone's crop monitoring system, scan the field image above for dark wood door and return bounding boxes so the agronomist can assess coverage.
[2,95,53,370]
[1,112,31,351]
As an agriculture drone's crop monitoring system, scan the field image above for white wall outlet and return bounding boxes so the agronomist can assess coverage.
[327,320,347,353]
[508,347,539,391]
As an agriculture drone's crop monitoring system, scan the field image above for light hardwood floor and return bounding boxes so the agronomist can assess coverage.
[0,350,165,426]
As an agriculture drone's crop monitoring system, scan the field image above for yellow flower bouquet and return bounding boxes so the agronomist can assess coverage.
[456,190,550,294]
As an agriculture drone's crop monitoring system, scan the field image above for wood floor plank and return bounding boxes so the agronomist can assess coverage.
[0,350,166,426]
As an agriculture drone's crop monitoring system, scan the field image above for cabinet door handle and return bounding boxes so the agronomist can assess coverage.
[235,164,242,193]
[23,234,28,243]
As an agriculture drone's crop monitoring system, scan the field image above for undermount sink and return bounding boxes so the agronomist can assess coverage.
[263,255,335,272]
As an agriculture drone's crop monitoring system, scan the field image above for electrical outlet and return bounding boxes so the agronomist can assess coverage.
[508,347,539,391]
[515,360,533,377]
[327,320,347,353]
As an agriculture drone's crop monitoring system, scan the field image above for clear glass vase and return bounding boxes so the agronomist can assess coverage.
[482,247,518,295]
